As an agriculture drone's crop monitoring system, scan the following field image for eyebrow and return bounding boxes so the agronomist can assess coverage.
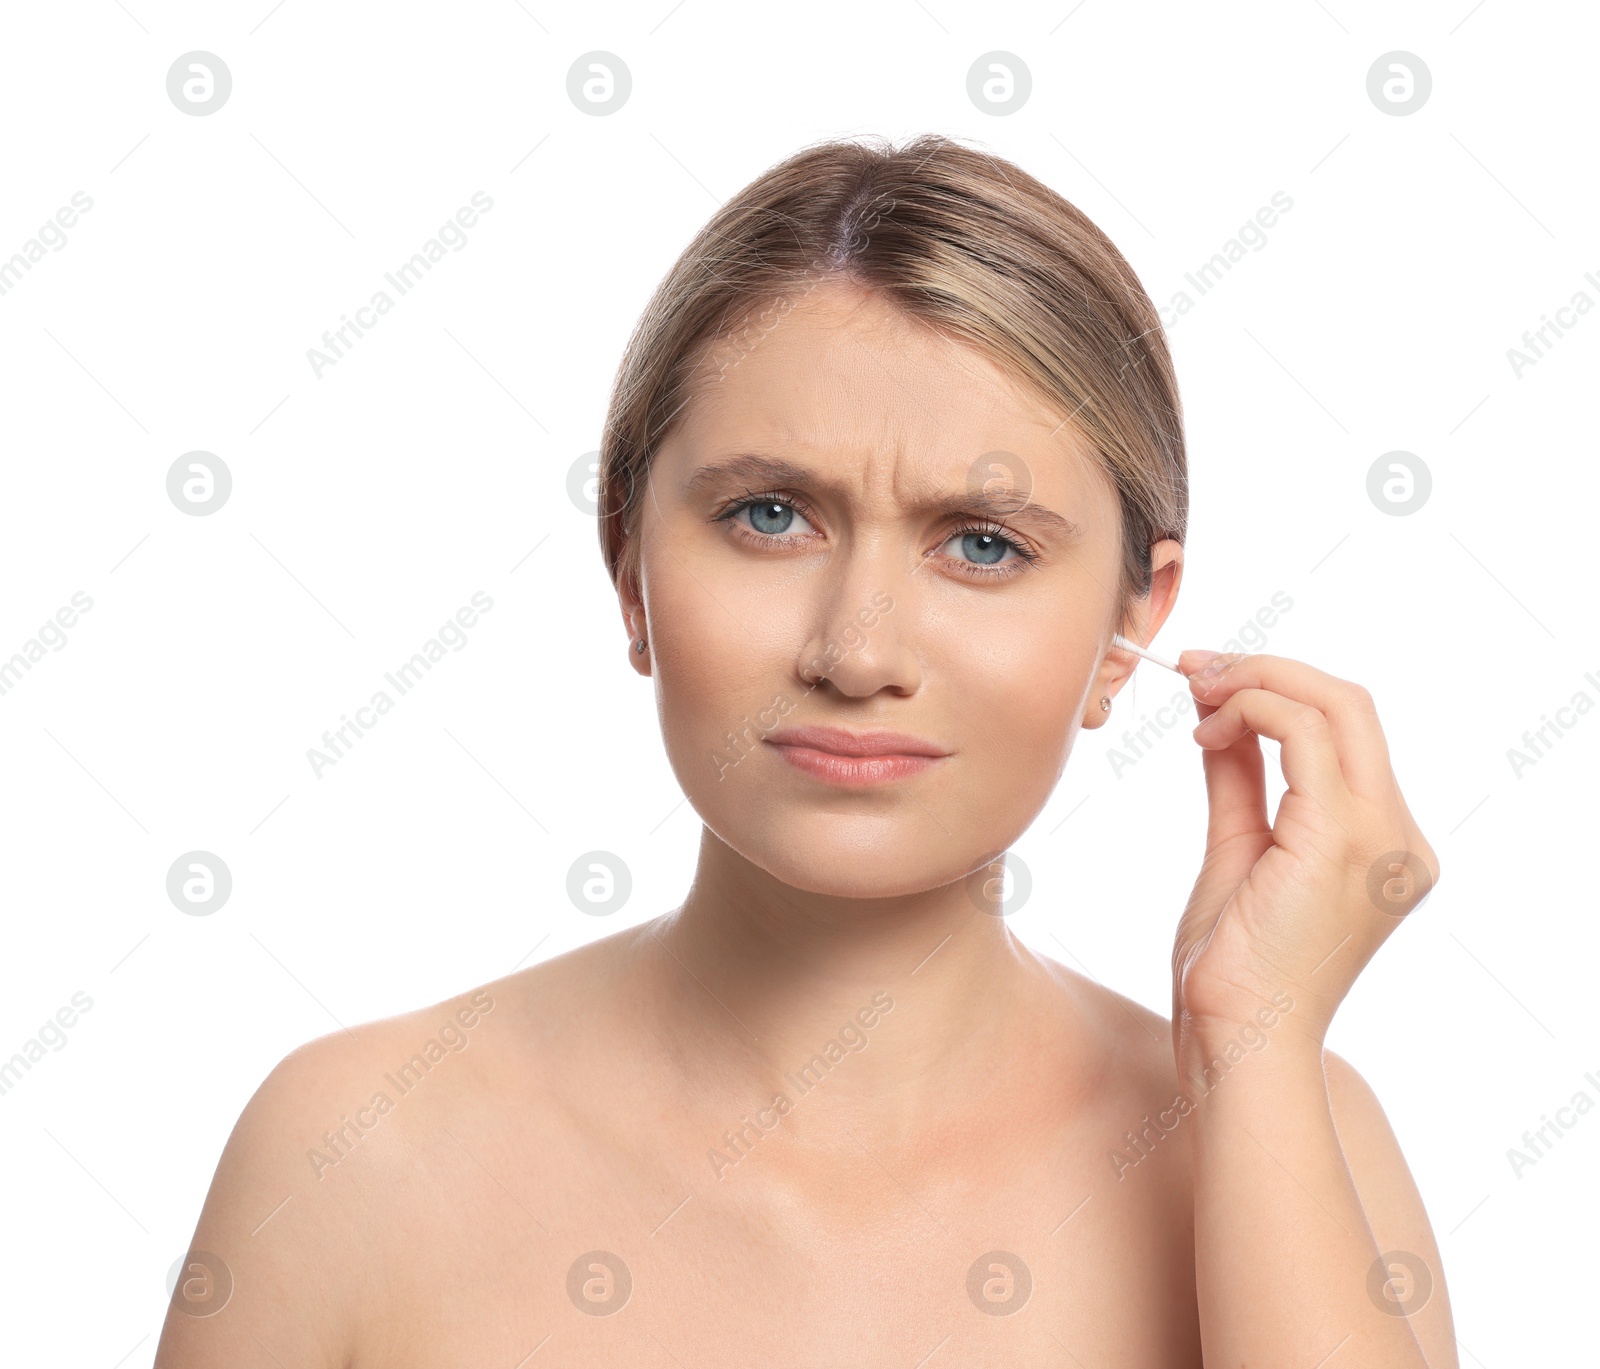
[682,453,1085,540]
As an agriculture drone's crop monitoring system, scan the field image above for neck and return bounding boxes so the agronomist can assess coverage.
[640,824,1049,1136]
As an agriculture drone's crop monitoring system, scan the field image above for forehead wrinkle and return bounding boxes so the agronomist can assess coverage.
[679,451,1085,541]
[829,298,1070,442]
[834,321,948,439]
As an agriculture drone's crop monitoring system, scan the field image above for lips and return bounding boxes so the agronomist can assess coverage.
[762,725,951,788]
[763,725,950,758]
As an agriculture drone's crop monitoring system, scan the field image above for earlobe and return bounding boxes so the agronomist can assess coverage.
[627,634,651,677]
[618,598,650,675]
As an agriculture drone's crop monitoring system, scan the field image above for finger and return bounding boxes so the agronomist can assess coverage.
[1179,651,1393,799]
[1194,704,1271,849]
[1192,686,1350,813]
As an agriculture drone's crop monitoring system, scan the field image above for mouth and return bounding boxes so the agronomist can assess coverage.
[763,725,951,788]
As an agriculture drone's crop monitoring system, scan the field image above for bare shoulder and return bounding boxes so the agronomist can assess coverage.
[1022,957,1457,1362]
[150,1018,377,1366]
[151,978,492,1367]
[151,926,646,1369]
[1322,1049,1459,1366]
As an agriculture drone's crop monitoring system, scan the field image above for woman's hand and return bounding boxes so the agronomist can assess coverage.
[1166,651,1451,1368]
[1167,650,1439,1062]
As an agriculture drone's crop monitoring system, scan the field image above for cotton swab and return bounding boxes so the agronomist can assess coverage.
[1111,632,1183,675]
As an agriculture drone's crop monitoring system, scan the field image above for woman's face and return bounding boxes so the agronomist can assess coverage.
[622,279,1180,899]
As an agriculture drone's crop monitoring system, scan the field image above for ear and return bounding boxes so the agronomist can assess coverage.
[1081,539,1183,729]
[616,557,650,677]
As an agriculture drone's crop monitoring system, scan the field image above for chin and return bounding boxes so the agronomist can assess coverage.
[693,780,1040,901]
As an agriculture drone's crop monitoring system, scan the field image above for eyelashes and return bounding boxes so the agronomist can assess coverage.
[710,489,1041,580]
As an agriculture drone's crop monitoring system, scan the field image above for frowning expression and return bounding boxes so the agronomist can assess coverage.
[624,280,1148,898]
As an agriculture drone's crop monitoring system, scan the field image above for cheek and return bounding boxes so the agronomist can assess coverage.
[945,614,1091,763]
[644,554,791,784]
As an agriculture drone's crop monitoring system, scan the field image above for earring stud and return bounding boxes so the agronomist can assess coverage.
[1100,696,1110,712]
[634,638,647,654]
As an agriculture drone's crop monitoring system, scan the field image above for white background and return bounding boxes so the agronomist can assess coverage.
[1,1,1594,1363]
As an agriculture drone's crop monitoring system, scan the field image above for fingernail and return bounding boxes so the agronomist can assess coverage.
[1190,651,1245,685]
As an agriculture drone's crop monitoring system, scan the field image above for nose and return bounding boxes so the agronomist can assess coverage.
[795,549,918,699]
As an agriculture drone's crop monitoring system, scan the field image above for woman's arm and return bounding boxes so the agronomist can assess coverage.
[1182,1025,1456,1365]
[1168,647,1454,1365]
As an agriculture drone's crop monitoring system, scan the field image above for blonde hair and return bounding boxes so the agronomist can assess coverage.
[597,132,1186,624]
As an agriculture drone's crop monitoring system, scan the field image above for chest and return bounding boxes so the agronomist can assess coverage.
[350,1101,1203,1367]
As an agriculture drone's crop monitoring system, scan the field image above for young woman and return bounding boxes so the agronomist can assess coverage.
[157,134,1452,1367]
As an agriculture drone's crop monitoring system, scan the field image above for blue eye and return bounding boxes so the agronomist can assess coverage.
[723,495,817,539]
[746,501,798,535]
[958,532,1010,565]
[934,521,1030,569]
[717,493,1037,580]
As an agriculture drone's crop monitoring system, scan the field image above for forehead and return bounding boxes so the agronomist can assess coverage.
[665,280,1109,506]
